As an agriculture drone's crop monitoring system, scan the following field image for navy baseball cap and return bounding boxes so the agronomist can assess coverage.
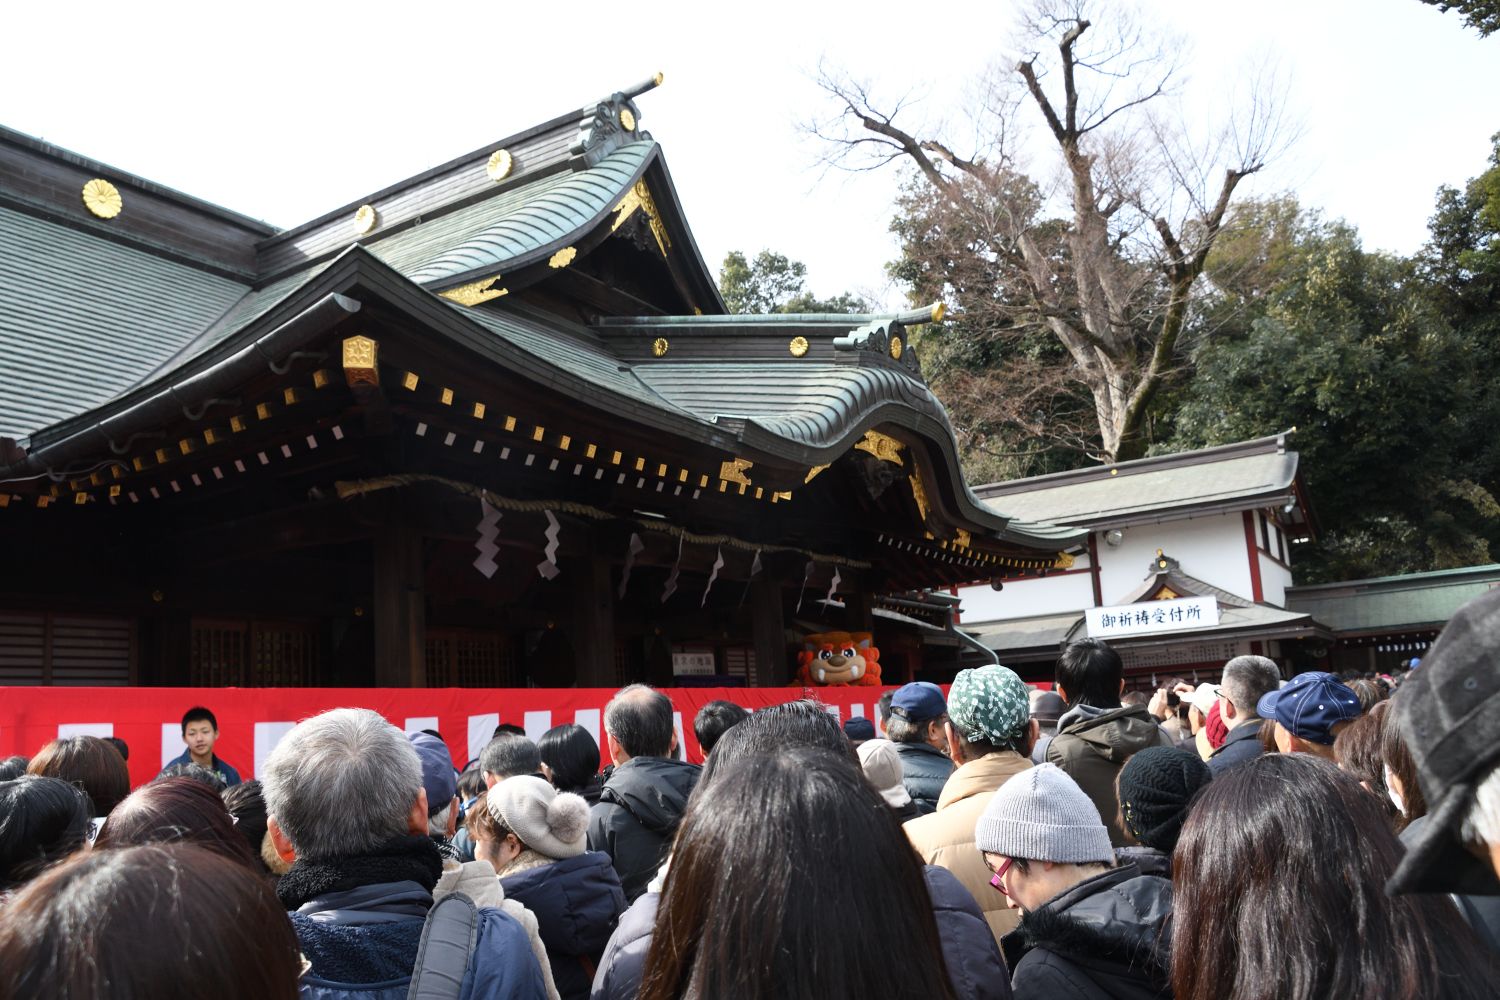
[1257,671,1362,745]
[408,732,458,817]
[842,717,876,741]
[890,682,947,723]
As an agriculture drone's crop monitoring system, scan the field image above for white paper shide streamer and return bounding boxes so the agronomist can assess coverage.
[701,547,725,607]
[618,533,646,598]
[794,560,815,613]
[536,511,562,580]
[662,536,684,603]
[473,500,502,578]
[825,566,842,605]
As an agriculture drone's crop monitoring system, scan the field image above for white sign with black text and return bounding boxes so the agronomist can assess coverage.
[1085,596,1220,639]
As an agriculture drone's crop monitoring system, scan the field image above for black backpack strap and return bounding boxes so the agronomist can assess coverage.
[407,892,480,1000]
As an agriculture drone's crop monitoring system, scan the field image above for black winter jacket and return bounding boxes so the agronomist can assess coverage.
[589,865,1012,1000]
[586,756,700,902]
[1002,863,1172,1000]
[1206,723,1264,776]
[502,851,626,1000]
[893,741,954,815]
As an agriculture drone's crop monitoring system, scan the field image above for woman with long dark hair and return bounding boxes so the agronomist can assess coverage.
[0,843,302,999]
[639,748,957,1000]
[1172,753,1498,1000]
[93,776,260,872]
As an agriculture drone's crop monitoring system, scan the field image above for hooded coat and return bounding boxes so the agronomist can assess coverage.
[1002,864,1172,1000]
[502,851,627,1000]
[586,756,700,902]
[1045,705,1172,846]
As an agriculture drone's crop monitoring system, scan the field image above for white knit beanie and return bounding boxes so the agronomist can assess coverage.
[975,763,1113,863]
[488,775,589,860]
[856,739,912,809]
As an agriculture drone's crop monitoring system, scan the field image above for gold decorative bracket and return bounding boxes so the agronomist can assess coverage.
[342,336,379,387]
[719,458,753,486]
[439,276,508,307]
[854,430,905,466]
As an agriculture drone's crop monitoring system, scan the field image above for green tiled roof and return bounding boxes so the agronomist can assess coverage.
[402,141,655,287]
[0,204,248,439]
[1286,564,1500,633]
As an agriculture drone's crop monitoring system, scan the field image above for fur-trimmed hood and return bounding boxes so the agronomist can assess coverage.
[1002,863,1172,1000]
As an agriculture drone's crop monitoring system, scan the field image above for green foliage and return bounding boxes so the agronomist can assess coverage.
[717,250,870,315]
[1167,180,1500,581]
[1419,0,1500,35]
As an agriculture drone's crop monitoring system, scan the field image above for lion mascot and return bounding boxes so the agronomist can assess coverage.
[795,630,882,687]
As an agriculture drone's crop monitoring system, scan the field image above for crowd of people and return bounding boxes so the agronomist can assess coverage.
[4,590,1500,997]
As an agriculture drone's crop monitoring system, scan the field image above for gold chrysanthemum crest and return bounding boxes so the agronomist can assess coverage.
[82,179,122,219]
[486,149,513,182]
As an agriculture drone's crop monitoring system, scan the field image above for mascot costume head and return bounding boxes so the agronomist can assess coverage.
[796,631,882,687]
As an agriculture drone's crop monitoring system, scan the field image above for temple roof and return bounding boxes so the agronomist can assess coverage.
[0,81,1083,558]
[973,433,1314,538]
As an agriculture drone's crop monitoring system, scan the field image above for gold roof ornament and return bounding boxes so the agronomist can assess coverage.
[909,469,933,523]
[81,179,122,219]
[486,149,514,182]
[354,204,378,235]
[789,336,809,358]
[1056,551,1077,570]
[931,302,948,322]
[610,180,670,257]
[804,464,829,484]
[549,246,577,268]
[439,276,508,306]
[651,337,669,357]
[619,107,636,132]
[889,335,904,360]
[719,458,753,486]
[854,430,905,466]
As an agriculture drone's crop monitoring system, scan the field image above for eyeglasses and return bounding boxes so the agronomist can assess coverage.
[985,855,1015,897]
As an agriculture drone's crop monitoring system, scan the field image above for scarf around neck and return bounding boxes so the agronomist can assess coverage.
[277,835,444,911]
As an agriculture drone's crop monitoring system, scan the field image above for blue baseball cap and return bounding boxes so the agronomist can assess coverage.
[842,717,876,741]
[408,732,458,817]
[1257,671,1362,745]
[890,682,947,723]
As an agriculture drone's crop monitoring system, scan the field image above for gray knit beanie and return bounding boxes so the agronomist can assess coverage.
[488,775,589,860]
[975,762,1113,863]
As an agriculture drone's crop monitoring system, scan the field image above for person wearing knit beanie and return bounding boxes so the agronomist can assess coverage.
[488,775,590,870]
[906,664,1036,949]
[974,763,1173,999]
[1115,746,1211,876]
[483,776,627,999]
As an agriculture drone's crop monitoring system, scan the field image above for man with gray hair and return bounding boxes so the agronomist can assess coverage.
[587,684,700,901]
[1207,655,1283,776]
[263,708,547,998]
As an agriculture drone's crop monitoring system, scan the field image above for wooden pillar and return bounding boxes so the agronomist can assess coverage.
[373,520,426,687]
[572,546,617,687]
[752,576,788,684]
[847,589,875,634]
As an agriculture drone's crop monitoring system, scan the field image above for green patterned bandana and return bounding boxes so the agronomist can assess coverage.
[948,665,1031,745]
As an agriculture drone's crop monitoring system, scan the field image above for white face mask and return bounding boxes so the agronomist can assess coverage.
[1384,764,1405,815]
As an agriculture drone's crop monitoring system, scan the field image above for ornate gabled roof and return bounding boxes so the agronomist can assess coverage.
[0,80,723,442]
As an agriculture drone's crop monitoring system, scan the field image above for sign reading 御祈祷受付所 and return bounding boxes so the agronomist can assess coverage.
[1084,596,1220,640]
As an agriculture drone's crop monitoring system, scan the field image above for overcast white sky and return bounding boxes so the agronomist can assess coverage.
[4,0,1496,309]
